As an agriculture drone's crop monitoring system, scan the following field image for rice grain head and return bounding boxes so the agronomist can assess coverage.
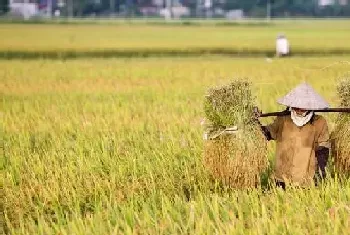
[332,77,350,176]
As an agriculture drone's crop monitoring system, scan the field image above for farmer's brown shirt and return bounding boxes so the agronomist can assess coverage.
[267,114,330,186]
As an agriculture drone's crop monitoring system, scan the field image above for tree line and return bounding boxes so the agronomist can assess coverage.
[1,0,350,17]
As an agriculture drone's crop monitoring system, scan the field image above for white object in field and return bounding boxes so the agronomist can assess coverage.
[203,133,208,140]
[57,0,65,7]
[54,9,60,17]
[159,6,190,20]
[10,3,38,20]
[204,0,212,9]
[318,0,335,6]
[225,9,244,20]
[339,0,347,6]
[206,126,239,140]
[276,37,290,56]
[225,126,239,134]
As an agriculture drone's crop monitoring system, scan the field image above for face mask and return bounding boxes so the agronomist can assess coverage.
[290,109,314,127]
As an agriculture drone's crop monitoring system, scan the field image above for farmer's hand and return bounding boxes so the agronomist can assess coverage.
[253,106,262,120]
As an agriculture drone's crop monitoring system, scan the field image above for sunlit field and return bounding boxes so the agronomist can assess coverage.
[2,56,350,234]
[1,20,350,234]
[0,20,350,58]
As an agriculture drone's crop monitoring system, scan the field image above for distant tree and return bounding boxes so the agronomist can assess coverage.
[67,0,74,17]
[221,0,350,17]
[0,0,9,15]
[224,0,257,11]
[250,0,319,17]
[338,5,350,17]
[65,0,93,17]
[240,0,259,12]
[74,0,86,16]
[288,0,316,16]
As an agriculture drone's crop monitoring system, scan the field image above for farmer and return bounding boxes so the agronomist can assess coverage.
[275,33,290,57]
[255,82,330,189]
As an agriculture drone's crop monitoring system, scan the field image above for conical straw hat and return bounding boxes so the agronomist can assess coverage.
[277,82,329,110]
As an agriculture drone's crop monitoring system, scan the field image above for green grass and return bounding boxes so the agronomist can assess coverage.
[2,56,350,234]
[0,20,350,58]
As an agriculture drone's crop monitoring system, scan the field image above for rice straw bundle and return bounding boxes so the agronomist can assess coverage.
[203,80,268,189]
[332,78,350,176]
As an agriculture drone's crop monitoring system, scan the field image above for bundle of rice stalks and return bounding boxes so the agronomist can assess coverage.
[332,78,350,176]
[203,79,268,189]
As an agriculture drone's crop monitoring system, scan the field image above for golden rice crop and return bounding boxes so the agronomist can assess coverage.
[3,57,350,234]
[332,77,350,176]
[337,77,350,107]
[1,21,350,59]
[203,80,268,189]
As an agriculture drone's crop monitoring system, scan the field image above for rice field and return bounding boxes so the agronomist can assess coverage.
[2,21,350,234]
[0,20,350,58]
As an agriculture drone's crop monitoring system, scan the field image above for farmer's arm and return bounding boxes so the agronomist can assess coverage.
[253,108,280,141]
[315,119,331,179]
[262,117,280,141]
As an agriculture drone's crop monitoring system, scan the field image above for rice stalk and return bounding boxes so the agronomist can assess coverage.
[332,78,350,176]
[203,79,268,189]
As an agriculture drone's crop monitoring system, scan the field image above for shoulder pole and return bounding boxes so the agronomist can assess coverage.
[258,108,350,118]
